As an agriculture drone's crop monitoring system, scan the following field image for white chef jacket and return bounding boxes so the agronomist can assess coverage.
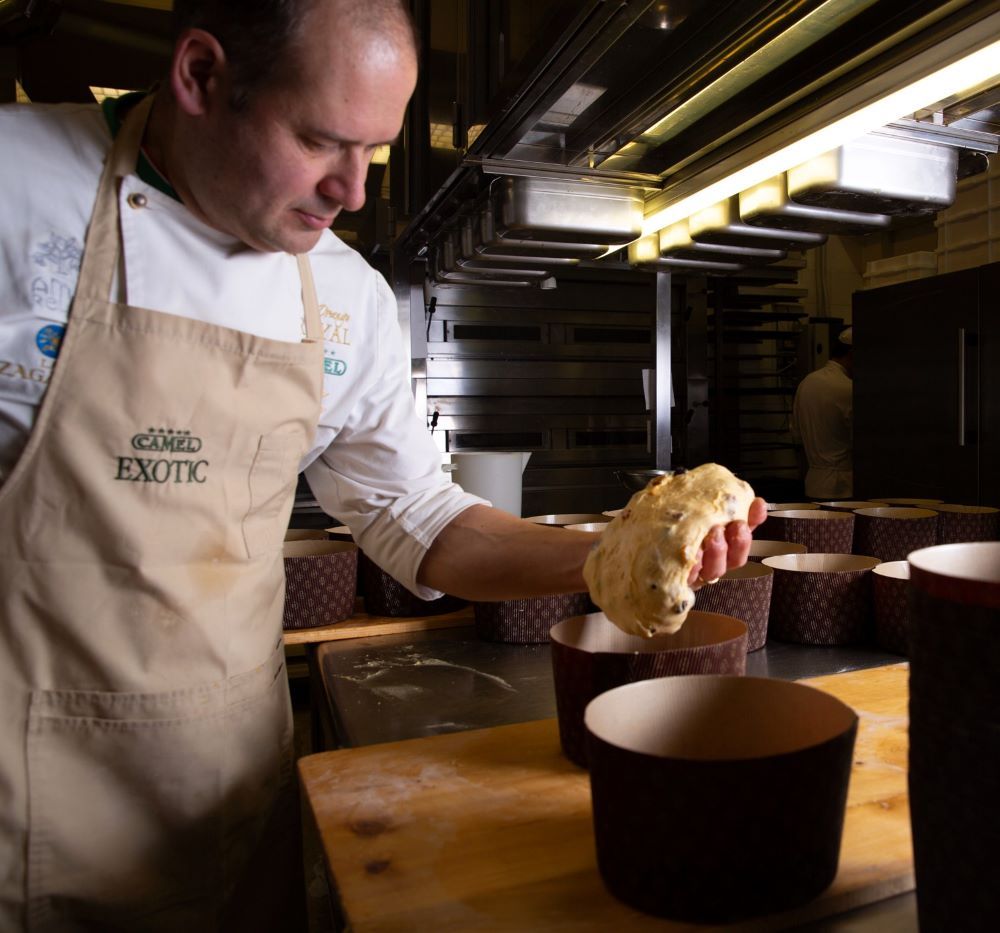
[0,101,484,597]
[790,359,853,499]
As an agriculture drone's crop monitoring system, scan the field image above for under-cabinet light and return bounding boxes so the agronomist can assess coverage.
[638,35,1000,240]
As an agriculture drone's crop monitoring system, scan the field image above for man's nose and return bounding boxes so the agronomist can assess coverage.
[321,151,369,213]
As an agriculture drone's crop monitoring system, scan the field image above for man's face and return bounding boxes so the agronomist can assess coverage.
[188,17,416,254]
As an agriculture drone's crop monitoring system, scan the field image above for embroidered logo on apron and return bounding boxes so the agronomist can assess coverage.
[114,428,209,484]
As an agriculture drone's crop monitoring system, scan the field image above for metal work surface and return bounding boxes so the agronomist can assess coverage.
[315,627,555,749]
[314,625,904,750]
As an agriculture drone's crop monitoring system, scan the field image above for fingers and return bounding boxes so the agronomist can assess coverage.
[687,499,768,589]
[689,508,760,588]
[724,518,751,569]
[695,526,727,584]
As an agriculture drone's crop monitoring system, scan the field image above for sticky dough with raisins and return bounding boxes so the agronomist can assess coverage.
[583,463,756,637]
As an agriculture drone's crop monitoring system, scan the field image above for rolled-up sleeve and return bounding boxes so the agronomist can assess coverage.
[302,275,487,599]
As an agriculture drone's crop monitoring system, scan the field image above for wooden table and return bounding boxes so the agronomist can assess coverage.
[283,602,475,646]
[299,663,913,931]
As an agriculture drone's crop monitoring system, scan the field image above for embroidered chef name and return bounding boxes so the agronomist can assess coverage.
[319,304,351,348]
[318,305,351,378]
[114,428,208,484]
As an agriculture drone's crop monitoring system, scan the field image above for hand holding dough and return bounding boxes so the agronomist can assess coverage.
[583,463,756,637]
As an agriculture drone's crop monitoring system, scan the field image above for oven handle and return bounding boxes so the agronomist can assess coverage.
[958,327,966,447]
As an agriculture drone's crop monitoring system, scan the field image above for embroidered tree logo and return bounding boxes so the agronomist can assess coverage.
[32,235,83,276]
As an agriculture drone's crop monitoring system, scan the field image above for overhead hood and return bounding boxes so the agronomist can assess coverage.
[395,0,1000,273]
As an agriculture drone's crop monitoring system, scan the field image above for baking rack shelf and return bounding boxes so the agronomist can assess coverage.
[706,268,804,491]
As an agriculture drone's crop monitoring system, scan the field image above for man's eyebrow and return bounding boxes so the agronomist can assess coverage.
[307,128,402,147]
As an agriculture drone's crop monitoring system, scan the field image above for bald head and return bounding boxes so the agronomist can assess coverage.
[331,0,418,53]
[172,0,417,110]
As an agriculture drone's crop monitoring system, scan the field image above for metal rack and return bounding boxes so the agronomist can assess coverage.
[704,260,808,501]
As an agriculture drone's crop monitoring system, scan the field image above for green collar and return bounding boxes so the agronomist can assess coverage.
[101,91,180,201]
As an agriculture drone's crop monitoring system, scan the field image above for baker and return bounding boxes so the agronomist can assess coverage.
[0,0,765,928]
[792,326,854,499]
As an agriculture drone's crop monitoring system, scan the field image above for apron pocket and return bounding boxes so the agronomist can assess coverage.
[25,647,293,933]
[243,429,304,558]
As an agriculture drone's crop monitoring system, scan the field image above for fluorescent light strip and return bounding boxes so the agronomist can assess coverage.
[639,0,880,146]
[640,38,1000,238]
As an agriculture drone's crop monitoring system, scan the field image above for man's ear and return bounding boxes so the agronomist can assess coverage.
[170,28,228,116]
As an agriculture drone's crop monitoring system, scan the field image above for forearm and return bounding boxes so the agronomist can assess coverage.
[418,497,769,602]
[417,505,599,600]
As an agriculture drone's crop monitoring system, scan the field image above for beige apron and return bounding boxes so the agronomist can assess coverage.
[0,96,323,931]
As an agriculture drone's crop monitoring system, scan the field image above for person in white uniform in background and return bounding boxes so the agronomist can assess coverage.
[0,0,766,928]
[791,327,854,499]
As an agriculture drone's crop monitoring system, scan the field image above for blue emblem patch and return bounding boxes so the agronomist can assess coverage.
[324,356,347,376]
[36,324,66,359]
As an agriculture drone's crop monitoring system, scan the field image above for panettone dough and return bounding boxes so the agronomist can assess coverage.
[583,463,755,637]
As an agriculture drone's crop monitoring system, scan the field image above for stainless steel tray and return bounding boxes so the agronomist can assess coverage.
[659,221,786,264]
[493,176,644,244]
[688,195,827,250]
[477,203,608,259]
[786,133,958,216]
[627,235,745,273]
[441,233,551,280]
[739,174,893,234]
[430,244,544,287]
[462,217,580,267]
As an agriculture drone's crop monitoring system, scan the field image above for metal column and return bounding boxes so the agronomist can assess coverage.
[653,270,672,469]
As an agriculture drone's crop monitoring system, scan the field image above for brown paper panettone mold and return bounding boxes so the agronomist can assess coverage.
[763,553,879,645]
[359,551,466,618]
[765,510,854,555]
[550,610,747,767]
[933,504,1000,545]
[282,539,358,630]
[473,592,594,644]
[585,675,857,923]
[747,539,807,562]
[283,528,330,542]
[907,543,1000,929]
[871,561,911,655]
[817,500,888,512]
[693,561,773,651]
[852,507,938,562]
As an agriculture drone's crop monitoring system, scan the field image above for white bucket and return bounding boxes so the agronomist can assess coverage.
[449,451,531,517]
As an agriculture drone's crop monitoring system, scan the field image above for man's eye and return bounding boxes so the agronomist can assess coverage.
[305,138,338,152]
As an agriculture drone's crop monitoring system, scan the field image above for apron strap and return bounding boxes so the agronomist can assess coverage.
[295,254,323,343]
[74,94,155,304]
